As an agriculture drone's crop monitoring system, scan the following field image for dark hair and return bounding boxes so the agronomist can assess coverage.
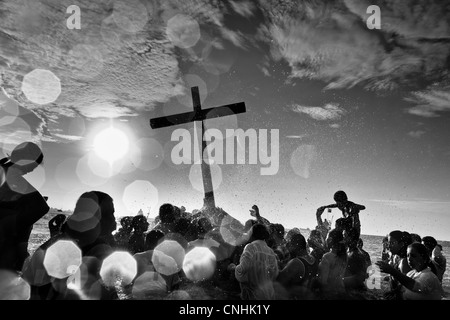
[159,203,175,224]
[65,191,115,244]
[145,229,165,251]
[289,233,307,251]
[421,236,437,255]
[120,216,133,229]
[334,190,348,203]
[327,228,346,257]
[251,223,270,241]
[131,215,148,230]
[198,217,212,234]
[357,238,363,247]
[389,230,412,258]
[410,233,422,243]
[174,217,190,235]
[335,217,352,232]
[408,242,431,266]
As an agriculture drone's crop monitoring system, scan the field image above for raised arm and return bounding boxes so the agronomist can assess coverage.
[316,204,337,226]
[376,261,415,291]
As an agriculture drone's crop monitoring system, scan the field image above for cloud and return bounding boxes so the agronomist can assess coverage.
[404,89,450,117]
[229,0,256,18]
[0,0,253,144]
[408,130,425,138]
[291,103,346,121]
[0,0,188,143]
[256,0,450,92]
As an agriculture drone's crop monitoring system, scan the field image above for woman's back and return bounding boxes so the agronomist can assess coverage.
[319,251,347,296]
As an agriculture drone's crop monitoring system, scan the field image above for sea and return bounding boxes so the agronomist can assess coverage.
[27,211,450,299]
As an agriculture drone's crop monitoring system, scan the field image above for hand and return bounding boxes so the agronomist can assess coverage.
[375,260,395,274]
[227,263,236,272]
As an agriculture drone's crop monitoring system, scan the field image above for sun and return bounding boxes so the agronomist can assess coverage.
[93,127,129,163]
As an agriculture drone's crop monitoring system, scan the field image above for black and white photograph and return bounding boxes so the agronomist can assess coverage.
[0,0,449,307]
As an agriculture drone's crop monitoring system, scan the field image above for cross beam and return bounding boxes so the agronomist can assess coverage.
[150,87,246,209]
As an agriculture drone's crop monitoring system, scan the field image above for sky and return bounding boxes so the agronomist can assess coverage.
[1,0,450,241]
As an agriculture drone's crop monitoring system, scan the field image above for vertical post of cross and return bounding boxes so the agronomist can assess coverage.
[191,87,215,209]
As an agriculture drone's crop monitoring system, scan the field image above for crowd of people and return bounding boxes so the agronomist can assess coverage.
[0,141,448,300]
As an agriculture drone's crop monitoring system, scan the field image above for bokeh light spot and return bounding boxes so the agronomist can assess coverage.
[100,251,137,287]
[132,271,167,299]
[113,0,149,33]
[0,270,30,300]
[43,240,82,279]
[21,69,61,105]
[153,240,185,275]
[290,145,318,179]
[166,14,201,49]
[93,127,129,163]
[182,247,216,282]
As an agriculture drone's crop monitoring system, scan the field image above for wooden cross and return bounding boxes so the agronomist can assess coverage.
[150,86,246,209]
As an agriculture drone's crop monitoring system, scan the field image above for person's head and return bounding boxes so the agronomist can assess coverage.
[334,190,348,208]
[145,229,165,251]
[285,227,301,243]
[174,217,190,236]
[357,238,363,249]
[326,229,346,256]
[250,223,270,242]
[131,215,149,233]
[65,191,116,245]
[407,242,431,271]
[410,233,422,244]
[421,236,437,257]
[286,233,307,256]
[2,142,44,174]
[335,217,352,233]
[307,229,324,250]
[159,203,175,224]
[120,216,133,232]
[388,230,412,257]
[343,227,360,249]
[269,223,285,246]
[197,217,213,236]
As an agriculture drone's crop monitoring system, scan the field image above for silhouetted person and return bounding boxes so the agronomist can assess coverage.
[277,233,319,299]
[128,215,149,254]
[343,228,367,292]
[0,142,49,272]
[22,191,118,300]
[154,203,176,234]
[229,223,279,300]
[317,191,365,238]
[48,214,67,238]
[422,236,445,283]
[114,216,133,250]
